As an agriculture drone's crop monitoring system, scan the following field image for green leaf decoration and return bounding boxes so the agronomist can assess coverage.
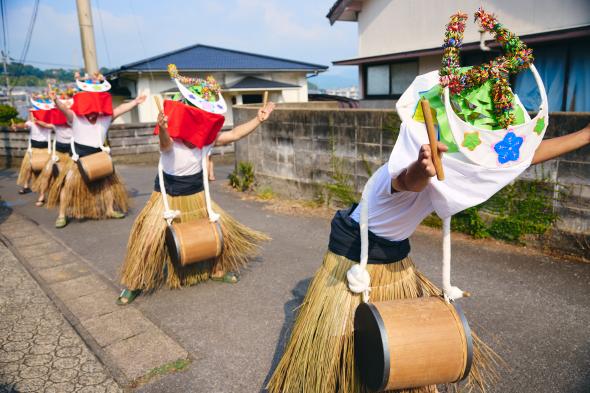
[462,131,482,151]
[534,117,545,135]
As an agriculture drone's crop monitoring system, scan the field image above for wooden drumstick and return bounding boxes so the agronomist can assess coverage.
[153,95,163,113]
[420,99,445,181]
[262,91,268,107]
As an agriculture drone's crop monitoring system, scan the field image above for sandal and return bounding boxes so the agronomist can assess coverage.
[55,216,67,228]
[211,271,239,284]
[109,211,126,219]
[116,289,141,306]
[35,200,44,207]
[18,188,32,195]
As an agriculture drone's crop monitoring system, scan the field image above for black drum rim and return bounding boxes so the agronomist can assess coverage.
[452,301,473,382]
[76,160,91,184]
[354,302,390,392]
[165,225,183,265]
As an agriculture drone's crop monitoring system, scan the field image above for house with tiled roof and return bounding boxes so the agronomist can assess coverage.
[327,0,590,112]
[107,44,328,124]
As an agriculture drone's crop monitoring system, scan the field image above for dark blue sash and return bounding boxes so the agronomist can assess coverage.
[74,142,102,158]
[153,171,204,196]
[328,204,410,264]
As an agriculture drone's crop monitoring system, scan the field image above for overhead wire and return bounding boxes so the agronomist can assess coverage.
[95,0,112,68]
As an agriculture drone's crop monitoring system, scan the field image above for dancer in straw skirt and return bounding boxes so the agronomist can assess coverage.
[268,9,590,393]
[117,65,274,305]
[46,72,146,228]
[31,89,75,207]
[12,100,54,195]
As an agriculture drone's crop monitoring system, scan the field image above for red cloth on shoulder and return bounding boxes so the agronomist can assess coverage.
[71,92,113,116]
[154,100,225,148]
[32,108,68,126]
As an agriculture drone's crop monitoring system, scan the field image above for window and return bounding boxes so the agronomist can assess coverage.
[391,62,418,96]
[366,64,390,95]
[242,94,263,104]
[365,60,418,98]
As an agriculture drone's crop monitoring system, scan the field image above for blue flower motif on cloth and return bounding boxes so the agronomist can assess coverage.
[494,131,523,164]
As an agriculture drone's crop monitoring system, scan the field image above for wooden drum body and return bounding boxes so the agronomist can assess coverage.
[30,150,50,173]
[354,297,473,391]
[165,219,224,266]
[77,151,114,183]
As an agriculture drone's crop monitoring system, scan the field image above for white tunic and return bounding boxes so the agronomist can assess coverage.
[54,125,72,144]
[71,115,111,147]
[349,165,433,241]
[160,140,203,176]
[26,120,50,142]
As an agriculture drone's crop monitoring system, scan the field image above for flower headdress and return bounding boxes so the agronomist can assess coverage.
[75,71,111,93]
[167,64,227,114]
[439,8,534,128]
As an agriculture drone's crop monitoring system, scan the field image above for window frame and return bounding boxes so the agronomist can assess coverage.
[363,59,419,99]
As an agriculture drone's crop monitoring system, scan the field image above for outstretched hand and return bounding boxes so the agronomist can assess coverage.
[257,102,275,122]
[134,93,147,105]
[418,142,448,178]
[157,112,169,131]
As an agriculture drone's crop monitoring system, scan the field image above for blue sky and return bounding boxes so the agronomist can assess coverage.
[6,0,359,88]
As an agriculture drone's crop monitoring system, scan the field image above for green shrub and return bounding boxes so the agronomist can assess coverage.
[0,105,20,125]
[229,162,255,192]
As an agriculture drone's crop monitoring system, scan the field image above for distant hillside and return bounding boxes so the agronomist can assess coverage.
[310,68,358,90]
[5,63,111,87]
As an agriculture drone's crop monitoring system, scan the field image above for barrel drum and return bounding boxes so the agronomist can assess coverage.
[354,297,473,391]
[165,219,224,266]
[77,151,114,183]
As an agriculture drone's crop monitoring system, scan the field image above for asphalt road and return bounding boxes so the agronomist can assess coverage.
[0,165,589,393]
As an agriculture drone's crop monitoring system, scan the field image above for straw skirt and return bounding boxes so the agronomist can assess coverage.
[31,151,72,193]
[16,148,46,187]
[267,251,499,393]
[45,160,129,219]
[119,191,269,291]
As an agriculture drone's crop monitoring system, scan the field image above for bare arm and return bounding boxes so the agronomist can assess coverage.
[531,124,590,165]
[215,102,275,146]
[49,90,75,124]
[156,112,173,152]
[392,142,448,192]
[34,119,56,130]
[113,94,147,120]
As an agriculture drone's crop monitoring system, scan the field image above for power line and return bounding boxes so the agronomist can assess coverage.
[12,58,83,68]
[19,0,40,65]
[95,0,112,67]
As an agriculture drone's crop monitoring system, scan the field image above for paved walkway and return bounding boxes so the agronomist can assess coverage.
[0,164,589,392]
[0,240,121,393]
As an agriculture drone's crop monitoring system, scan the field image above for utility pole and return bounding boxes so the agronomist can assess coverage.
[1,50,12,106]
[75,0,99,75]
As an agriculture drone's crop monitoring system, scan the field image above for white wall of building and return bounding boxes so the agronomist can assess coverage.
[358,0,590,58]
[112,71,309,125]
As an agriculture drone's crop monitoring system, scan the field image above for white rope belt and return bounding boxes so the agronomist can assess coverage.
[158,144,219,226]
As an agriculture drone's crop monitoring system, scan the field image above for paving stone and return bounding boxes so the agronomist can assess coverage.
[81,308,154,347]
[27,250,77,270]
[62,289,120,322]
[37,262,89,284]
[9,234,51,248]
[50,275,111,302]
[104,328,188,380]
[19,241,65,259]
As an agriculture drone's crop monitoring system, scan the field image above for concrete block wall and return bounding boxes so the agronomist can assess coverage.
[0,123,234,166]
[234,105,590,256]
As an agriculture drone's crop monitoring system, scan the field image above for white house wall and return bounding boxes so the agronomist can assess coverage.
[357,0,590,58]
[115,71,309,125]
